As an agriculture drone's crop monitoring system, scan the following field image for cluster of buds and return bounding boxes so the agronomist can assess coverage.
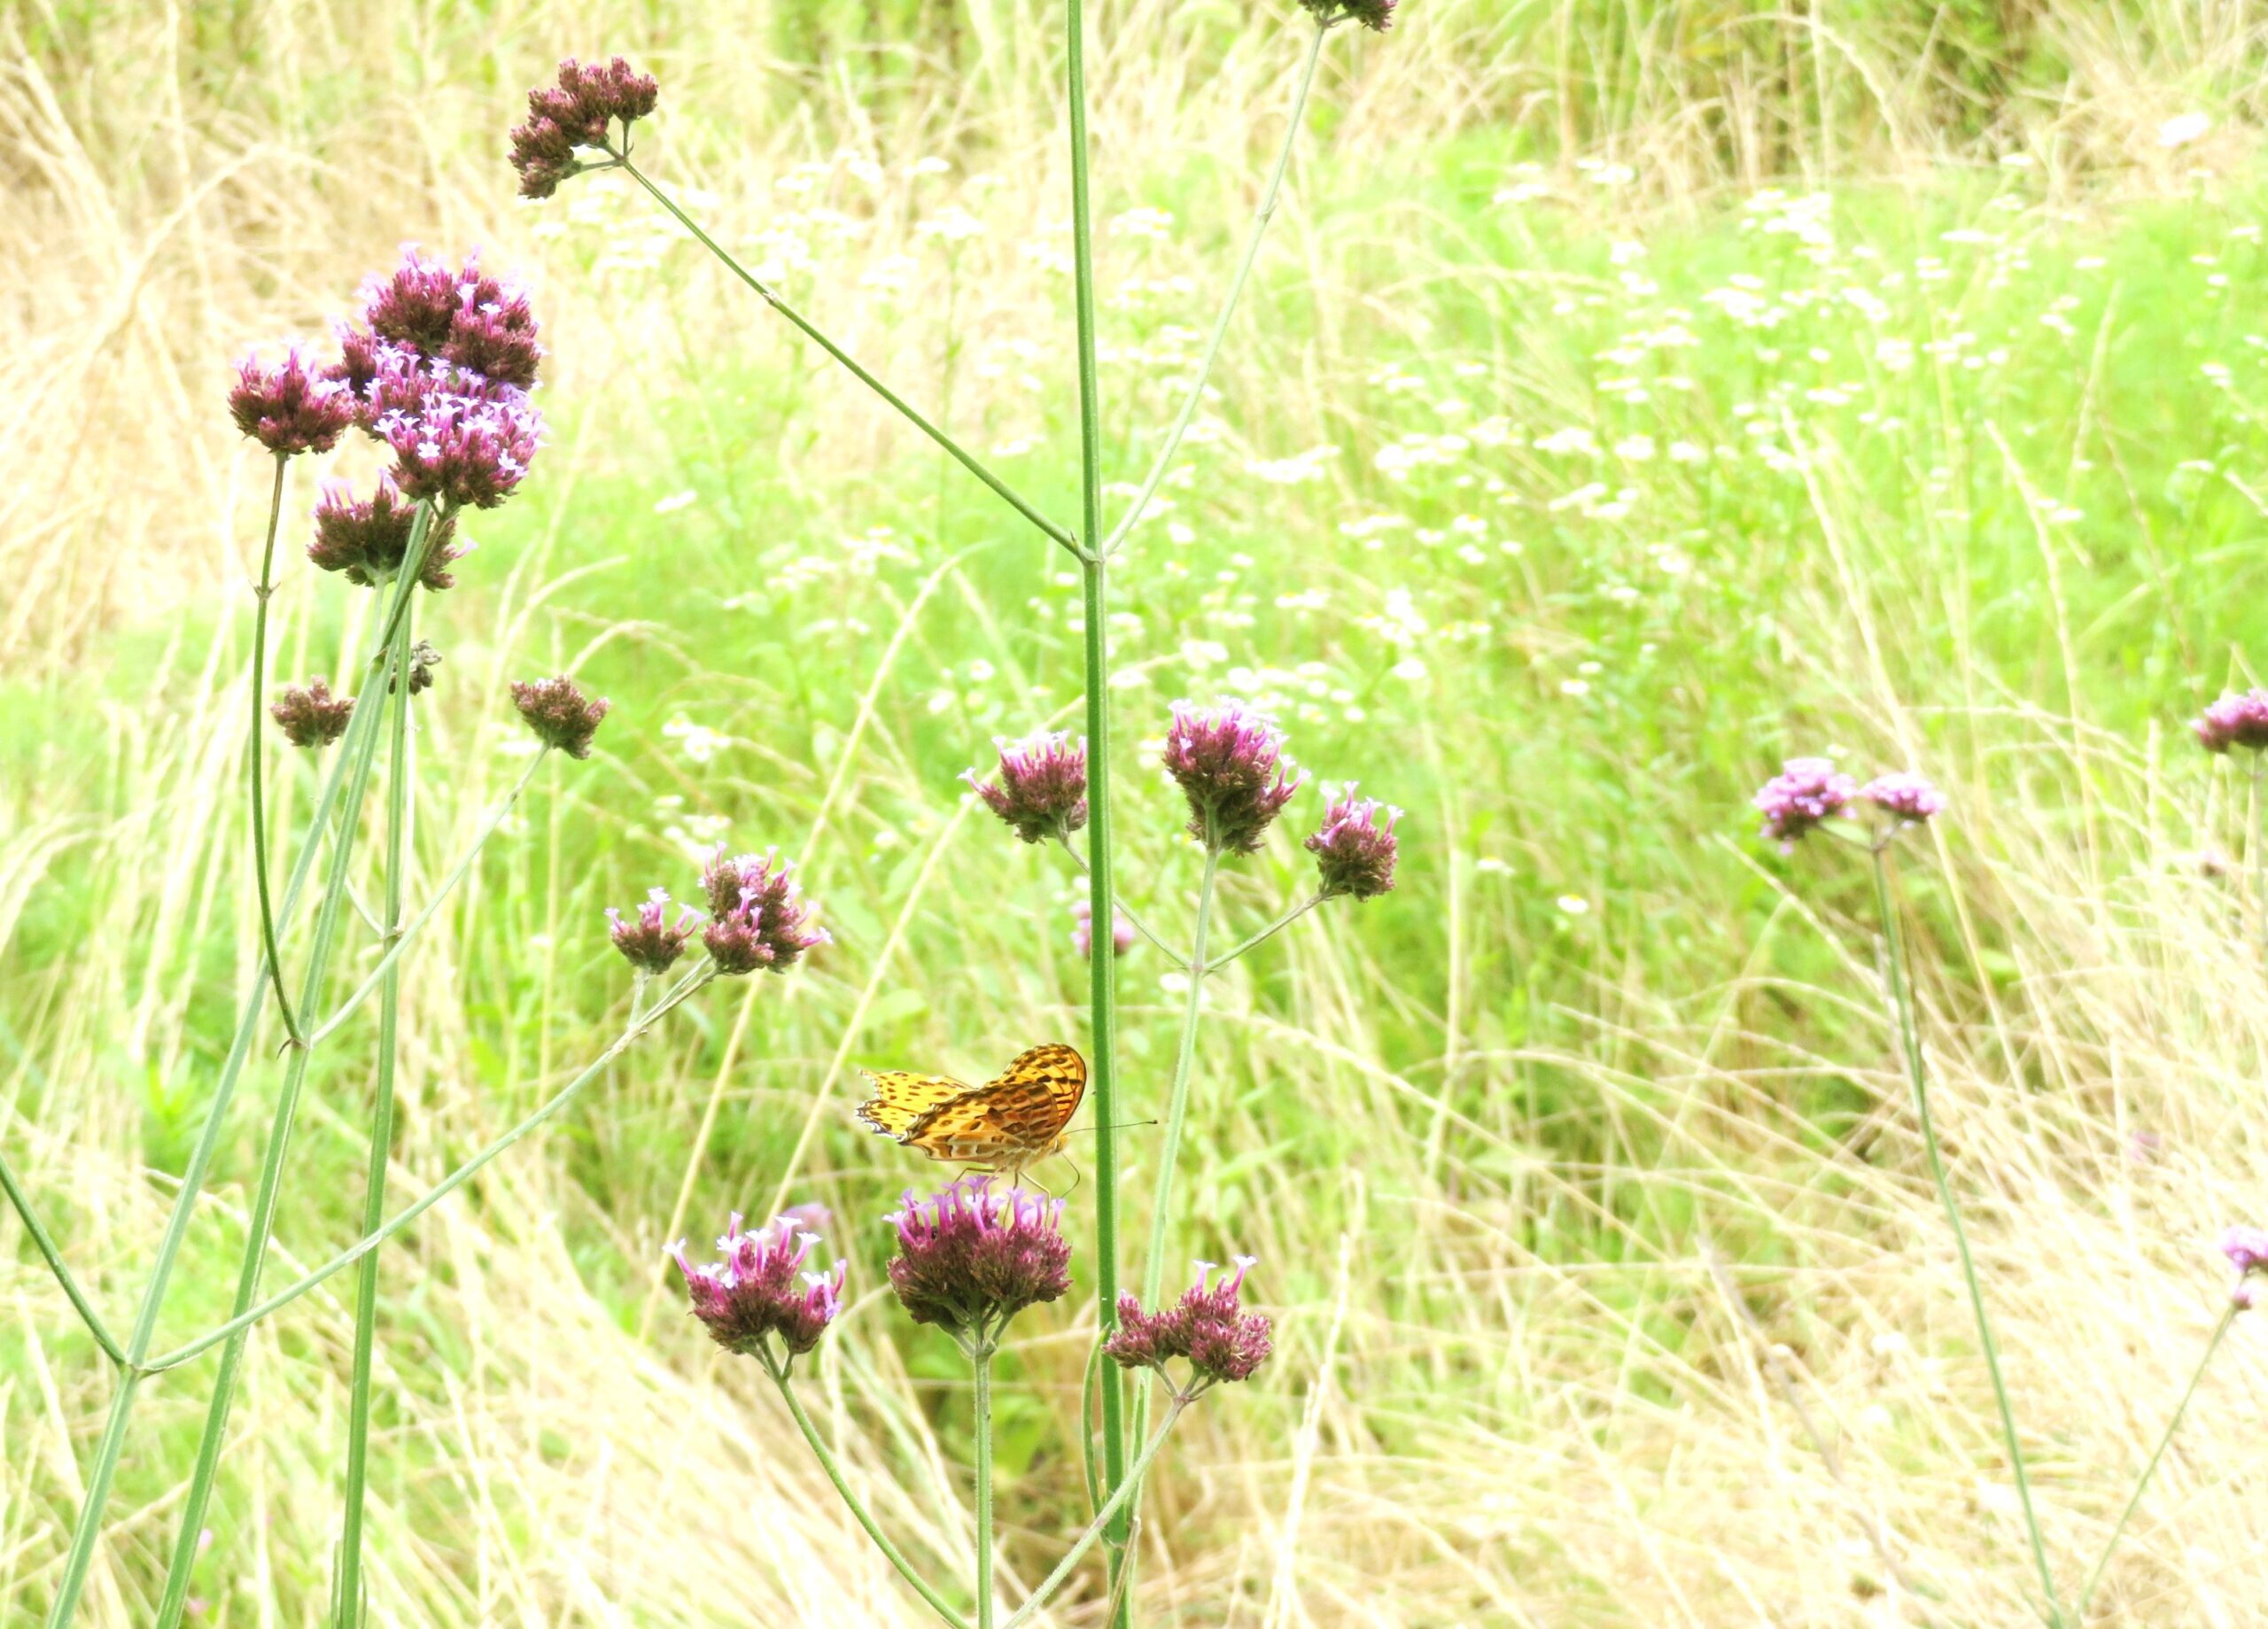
[1298,0,1397,29]
[2222,1226,2268,1310]
[965,731,1088,844]
[1164,702,1301,856]
[2195,689,2268,756]
[608,888,697,975]
[228,347,355,457]
[308,477,463,589]
[670,1211,844,1375]
[1105,1256,1275,1396]
[1751,757,1945,851]
[700,847,830,975]
[511,676,610,758]
[886,1176,1071,1351]
[354,248,544,390]
[510,57,659,199]
[1305,787,1401,901]
[270,679,355,749]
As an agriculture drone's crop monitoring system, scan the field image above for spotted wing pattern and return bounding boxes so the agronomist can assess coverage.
[856,1070,974,1139]
[859,1044,1087,1174]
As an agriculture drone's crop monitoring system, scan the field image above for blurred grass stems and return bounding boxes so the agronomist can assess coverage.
[1869,838,2062,1625]
[999,1392,1191,1629]
[335,601,419,1623]
[143,962,722,1374]
[151,518,434,1629]
[48,567,407,1629]
[250,449,305,1046]
[0,1142,125,1364]
[2075,1302,2239,1618]
[1061,0,1132,1600]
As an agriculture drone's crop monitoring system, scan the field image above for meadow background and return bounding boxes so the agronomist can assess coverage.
[9,0,2268,1622]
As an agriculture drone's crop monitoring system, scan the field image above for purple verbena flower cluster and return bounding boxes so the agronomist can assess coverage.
[1300,0,1397,28]
[1105,1256,1274,1390]
[228,347,355,457]
[1164,702,1301,856]
[964,731,1089,844]
[308,476,463,590]
[510,676,610,758]
[510,57,660,199]
[1860,772,1946,826]
[700,846,830,975]
[670,1211,844,1367]
[886,1176,1072,1346]
[1754,757,1857,847]
[2222,1225,2268,1309]
[379,390,543,510]
[608,888,698,975]
[2195,689,2268,755]
[1305,786,1402,900]
[270,679,355,749]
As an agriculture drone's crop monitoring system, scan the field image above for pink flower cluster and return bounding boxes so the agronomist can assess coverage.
[1305,786,1401,900]
[2222,1225,2268,1309]
[510,676,610,758]
[670,1211,844,1365]
[228,347,354,457]
[1105,1256,1274,1390]
[965,730,1089,843]
[886,1176,1072,1344]
[699,847,831,975]
[377,391,542,510]
[2195,689,2268,755]
[608,888,698,975]
[1072,898,1136,958]
[1753,757,1946,849]
[510,57,660,199]
[308,476,462,590]
[1164,702,1302,856]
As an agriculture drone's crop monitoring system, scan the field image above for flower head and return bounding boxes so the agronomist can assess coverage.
[1305,787,1401,900]
[1861,772,1945,826]
[887,1176,1071,1346]
[1753,756,1857,848]
[609,887,697,974]
[963,730,1088,843]
[511,676,610,758]
[2223,1225,2268,1309]
[700,846,828,975]
[1104,1256,1274,1392]
[1163,702,1301,856]
[2195,690,2268,755]
[1072,898,1136,958]
[1299,0,1397,29]
[511,57,660,199]
[378,390,543,510]
[309,476,462,590]
[270,679,354,749]
[228,347,354,456]
[669,1210,844,1368]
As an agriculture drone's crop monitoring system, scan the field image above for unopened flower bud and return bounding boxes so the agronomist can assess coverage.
[511,676,610,758]
[271,679,355,749]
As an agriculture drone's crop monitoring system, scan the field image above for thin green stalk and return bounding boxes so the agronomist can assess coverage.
[306,748,549,1048]
[974,1346,998,1629]
[773,1372,971,1629]
[613,157,1084,563]
[250,451,305,1046]
[1055,836,1188,964]
[1140,850,1222,1310]
[1206,892,1323,974]
[144,966,718,1374]
[1096,21,1327,560]
[50,621,392,1629]
[336,612,417,1622]
[0,1143,125,1365]
[1064,0,1130,1594]
[153,615,407,1629]
[1870,844,2061,1625]
[999,1393,1190,1629]
[2074,1303,2238,1619]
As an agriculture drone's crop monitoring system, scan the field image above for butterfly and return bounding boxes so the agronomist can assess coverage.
[857,1043,1088,1184]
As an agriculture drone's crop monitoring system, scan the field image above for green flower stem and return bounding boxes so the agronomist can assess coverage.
[250,450,305,1045]
[367,503,451,671]
[613,156,1084,564]
[998,1392,1190,1629]
[1054,836,1188,964]
[336,609,418,1623]
[50,602,396,1629]
[305,748,550,1048]
[143,966,718,1376]
[0,1142,125,1364]
[1095,20,1327,561]
[1206,892,1324,974]
[2074,1302,2238,1619]
[1064,0,1131,1598]
[1139,849,1222,1311]
[152,610,410,1629]
[1870,843,2062,1625]
[772,1372,970,1629]
[974,1346,998,1629]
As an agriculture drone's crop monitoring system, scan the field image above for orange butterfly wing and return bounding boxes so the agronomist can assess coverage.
[857,1070,973,1140]
[866,1044,1087,1172]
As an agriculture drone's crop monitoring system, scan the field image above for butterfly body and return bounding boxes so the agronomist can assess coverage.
[858,1043,1087,1183]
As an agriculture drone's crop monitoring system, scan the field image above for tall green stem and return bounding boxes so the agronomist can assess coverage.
[1065,0,1130,1603]
[998,1394,1190,1629]
[153,583,417,1629]
[251,451,304,1045]
[1870,844,2060,1625]
[1140,850,1221,1309]
[0,1142,125,1365]
[51,606,394,1629]
[974,1346,998,1629]
[336,611,416,1623]
[2074,1303,2237,1619]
